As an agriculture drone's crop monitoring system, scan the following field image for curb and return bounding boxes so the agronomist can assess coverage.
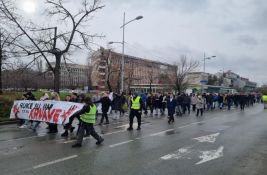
[0,119,18,126]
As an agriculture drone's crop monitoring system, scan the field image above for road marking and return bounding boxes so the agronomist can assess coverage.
[149,129,175,136]
[196,146,224,165]
[1,134,47,143]
[193,133,220,143]
[178,124,192,129]
[113,122,146,129]
[109,140,134,148]
[160,146,193,160]
[33,155,78,169]
[103,130,126,136]
[63,138,90,144]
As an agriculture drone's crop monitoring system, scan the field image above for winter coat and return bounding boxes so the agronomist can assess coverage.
[154,96,161,108]
[112,95,121,110]
[218,95,224,103]
[206,95,213,104]
[196,98,204,109]
[96,96,111,113]
[183,96,191,104]
[191,96,197,105]
[147,96,153,106]
[167,98,177,114]
[176,95,184,105]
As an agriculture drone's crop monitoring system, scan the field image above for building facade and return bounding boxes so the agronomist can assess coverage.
[90,47,177,93]
[185,72,210,86]
[46,62,89,89]
[185,70,257,93]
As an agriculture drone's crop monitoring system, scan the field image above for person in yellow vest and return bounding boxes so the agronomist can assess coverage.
[127,92,143,131]
[72,97,104,148]
[262,94,267,109]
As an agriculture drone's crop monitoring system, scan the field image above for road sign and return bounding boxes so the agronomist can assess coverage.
[200,80,208,85]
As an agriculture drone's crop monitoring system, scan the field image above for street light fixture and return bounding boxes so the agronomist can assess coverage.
[111,12,143,93]
[108,41,123,45]
[203,53,216,73]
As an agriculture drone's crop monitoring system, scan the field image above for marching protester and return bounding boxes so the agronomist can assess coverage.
[127,92,143,131]
[206,93,214,111]
[176,93,183,116]
[167,93,176,124]
[31,93,49,132]
[218,94,224,110]
[61,95,77,137]
[18,94,28,128]
[239,93,246,111]
[182,93,191,115]
[112,93,122,119]
[47,92,60,134]
[70,93,79,102]
[141,92,148,116]
[95,92,112,125]
[19,92,36,129]
[191,93,197,112]
[119,92,128,117]
[146,93,154,116]
[196,95,204,117]
[154,93,160,116]
[225,94,233,110]
[72,97,104,148]
[161,93,167,116]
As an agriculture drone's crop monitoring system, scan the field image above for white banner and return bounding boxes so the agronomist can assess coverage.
[10,100,84,124]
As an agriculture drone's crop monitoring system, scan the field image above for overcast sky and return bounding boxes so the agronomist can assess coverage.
[19,0,267,85]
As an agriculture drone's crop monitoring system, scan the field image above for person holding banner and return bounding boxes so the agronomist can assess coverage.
[19,92,36,129]
[72,97,104,148]
[31,93,50,132]
[47,92,60,134]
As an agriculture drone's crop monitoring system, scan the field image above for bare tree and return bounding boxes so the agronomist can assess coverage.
[0,29,7,94]
[175,55,199,93]
[0,0,104,92]
[99,48,120,92]
[0,28,23,94]
[147,66,156,93]
[125,62,135,93]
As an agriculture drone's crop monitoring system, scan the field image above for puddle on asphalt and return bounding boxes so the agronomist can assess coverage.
[165,130,175,135]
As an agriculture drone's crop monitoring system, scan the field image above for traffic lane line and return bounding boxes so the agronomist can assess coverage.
[33,155,78,169]
[109,140,134,148]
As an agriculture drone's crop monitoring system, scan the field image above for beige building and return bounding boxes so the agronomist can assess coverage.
[47,62,89,89]
[90,47,177,93]
[185,72,210,86]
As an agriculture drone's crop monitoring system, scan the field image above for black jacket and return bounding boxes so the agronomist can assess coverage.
[95,97,111,113]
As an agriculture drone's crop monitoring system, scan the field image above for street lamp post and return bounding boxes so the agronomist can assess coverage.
[120,12,143,93]
[202,53,216,93]
[108,13,143,93]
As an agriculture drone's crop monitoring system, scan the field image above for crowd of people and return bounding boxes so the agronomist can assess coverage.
[17,90,263,147]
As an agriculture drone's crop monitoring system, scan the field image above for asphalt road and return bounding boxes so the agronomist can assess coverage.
[1,104,267,175]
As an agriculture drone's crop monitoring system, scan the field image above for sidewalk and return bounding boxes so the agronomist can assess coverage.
[0,117,18,125]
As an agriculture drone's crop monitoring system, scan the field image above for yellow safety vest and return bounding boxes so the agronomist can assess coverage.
[131,96,141,110]
[262,95,267,102]
[80,104,97,124]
